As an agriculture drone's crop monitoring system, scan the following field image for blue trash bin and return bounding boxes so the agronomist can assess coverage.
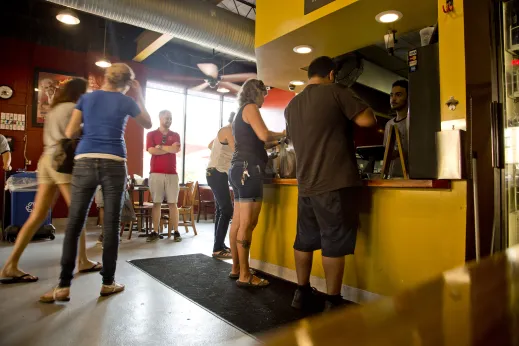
[4,172,55,242]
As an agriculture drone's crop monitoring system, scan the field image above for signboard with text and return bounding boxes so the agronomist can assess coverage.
[304,0,336,15]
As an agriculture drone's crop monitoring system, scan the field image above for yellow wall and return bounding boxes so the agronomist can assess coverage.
[255,0,358,48]
[251,182,467,296]
[438,0,466,121]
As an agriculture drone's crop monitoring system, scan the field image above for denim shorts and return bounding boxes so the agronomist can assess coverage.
[229,162,264,202]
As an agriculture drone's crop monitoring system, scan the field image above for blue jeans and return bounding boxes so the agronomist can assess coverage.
[59,158,127,287]
[206,168,233,252]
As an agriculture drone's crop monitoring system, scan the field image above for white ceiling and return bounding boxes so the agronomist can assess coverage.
[217,0,256,20]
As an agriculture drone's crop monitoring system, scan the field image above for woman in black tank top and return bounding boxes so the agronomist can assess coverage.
[228,79,285,288]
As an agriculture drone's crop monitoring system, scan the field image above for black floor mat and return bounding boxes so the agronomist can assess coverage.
[129,254,327,336]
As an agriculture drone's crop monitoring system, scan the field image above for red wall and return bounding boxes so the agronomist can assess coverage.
[0,38,147,217]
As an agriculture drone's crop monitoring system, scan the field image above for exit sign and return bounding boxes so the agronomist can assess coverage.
[304,0,336,15]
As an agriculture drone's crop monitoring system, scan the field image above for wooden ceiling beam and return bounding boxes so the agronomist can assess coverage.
[133,31,174,62]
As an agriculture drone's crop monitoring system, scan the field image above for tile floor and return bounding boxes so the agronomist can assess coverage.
[0,221,255,346]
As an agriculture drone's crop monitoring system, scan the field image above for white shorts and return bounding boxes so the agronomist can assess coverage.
[149,173,179,204]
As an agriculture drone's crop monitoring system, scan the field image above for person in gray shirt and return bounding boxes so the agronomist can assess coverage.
[0,134,11,171]
[383,80,409,178]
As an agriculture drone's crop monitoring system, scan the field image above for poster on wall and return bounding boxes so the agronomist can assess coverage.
[32,69,80,127]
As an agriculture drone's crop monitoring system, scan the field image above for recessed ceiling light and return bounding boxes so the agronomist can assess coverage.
[290,80,305,86]
[217,87,230,93]
[293,45,313,54]
[375,10,403,24]
[56,9,80,25]
[95,59,112,68]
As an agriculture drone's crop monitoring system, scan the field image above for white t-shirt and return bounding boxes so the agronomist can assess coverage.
[383,116,408,178]
[43,102,75,156]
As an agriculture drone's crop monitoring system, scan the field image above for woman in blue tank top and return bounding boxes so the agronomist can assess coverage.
[228,79,285,288]
[41,63,152,302]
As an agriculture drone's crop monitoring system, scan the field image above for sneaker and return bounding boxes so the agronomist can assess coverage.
[100,281,125,297]
[146,232,160,243]
[173,231,182,242]
[323,295,350,312]
[96,234,104,245]
[291,286,320,311]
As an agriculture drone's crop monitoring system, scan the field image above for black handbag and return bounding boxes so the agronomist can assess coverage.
[53,138,79,174]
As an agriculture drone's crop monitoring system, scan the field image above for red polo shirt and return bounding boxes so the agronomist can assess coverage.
[146,129,181,174]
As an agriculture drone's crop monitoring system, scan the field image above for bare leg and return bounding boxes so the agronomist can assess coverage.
[152,203,161,234]
[322,256,345,295]
[167,203,179,238]
[1,184,57,279]
[58,184,98,271]
[236,201,265,285]
[294,250,313,286]
[229,202,241,275]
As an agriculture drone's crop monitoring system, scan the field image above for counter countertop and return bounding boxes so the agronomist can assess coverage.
[264,178,451,189]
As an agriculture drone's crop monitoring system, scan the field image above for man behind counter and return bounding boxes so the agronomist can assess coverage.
[285,56,376,311]
[383,80,409,177]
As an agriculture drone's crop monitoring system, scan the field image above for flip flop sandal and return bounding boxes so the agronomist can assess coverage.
[212,250,232,259]
[79,262,103,273]
[236,275,269,288]
[0,273,39,284]
[39,287,70,303]
[228,268,256,279]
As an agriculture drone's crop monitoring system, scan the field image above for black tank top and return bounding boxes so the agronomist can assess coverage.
[231,103,268,169]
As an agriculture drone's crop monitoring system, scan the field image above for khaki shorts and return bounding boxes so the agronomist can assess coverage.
[149,173,179,204]
[37,154,72,185]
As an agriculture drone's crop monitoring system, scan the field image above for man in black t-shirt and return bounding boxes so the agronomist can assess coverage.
[285,56,376,311]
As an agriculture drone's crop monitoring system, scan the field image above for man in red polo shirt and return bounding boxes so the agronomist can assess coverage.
[146,110,182,242]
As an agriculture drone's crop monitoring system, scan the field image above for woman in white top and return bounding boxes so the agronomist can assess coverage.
[207,112,236,260]
[0,78,100,284]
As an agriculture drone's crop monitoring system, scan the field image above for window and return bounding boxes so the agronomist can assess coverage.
[144,83,233,185]
[144,82,185,181]
[184,91,222,184]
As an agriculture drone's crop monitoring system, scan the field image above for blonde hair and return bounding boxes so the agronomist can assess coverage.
[237,79,268,108]
[105,63,135,89]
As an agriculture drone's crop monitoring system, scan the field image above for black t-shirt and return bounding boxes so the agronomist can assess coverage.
[284,83,369,197]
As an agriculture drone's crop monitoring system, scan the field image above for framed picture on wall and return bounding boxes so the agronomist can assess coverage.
[32,69,81,127]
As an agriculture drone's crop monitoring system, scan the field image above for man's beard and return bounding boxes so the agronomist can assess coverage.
[391,104,407,112]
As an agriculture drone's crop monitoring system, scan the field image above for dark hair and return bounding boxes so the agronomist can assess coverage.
[308,56,336,79]
[228,111,236,124]
[51,78,88,108]
[392,80,408,94]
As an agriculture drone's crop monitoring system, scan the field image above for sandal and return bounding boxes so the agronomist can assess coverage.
[100,281,125,297]
[39,286,70,303]
[0,273,39,284]
[212,250,232,259]
[229,268,256,279]
[236,275,269,288]
[79,262,103,273]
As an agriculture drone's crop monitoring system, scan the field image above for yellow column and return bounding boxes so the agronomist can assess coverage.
[438,0,466,121]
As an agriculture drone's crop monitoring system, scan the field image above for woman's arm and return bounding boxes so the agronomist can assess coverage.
[65,109,83,139]
[208,139,214,150]
[131,81,153,129]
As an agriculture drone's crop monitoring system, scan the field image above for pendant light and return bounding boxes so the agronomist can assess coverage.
[95,21,112,68]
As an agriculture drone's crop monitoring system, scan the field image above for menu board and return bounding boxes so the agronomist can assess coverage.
[304,0,336,15]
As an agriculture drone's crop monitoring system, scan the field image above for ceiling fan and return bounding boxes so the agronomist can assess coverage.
[165,63,257,94]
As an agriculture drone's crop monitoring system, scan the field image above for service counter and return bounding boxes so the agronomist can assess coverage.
[250,178,468,301]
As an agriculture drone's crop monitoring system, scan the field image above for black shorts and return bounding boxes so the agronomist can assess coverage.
[229,162,264,202]
[294,187,359,258]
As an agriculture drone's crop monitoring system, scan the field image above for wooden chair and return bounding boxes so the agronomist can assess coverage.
[130,181,152,239]
[179,181,198,235]
[197,185,216,222]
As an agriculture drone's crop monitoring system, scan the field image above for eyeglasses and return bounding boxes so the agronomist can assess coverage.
[162,135,167,144]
